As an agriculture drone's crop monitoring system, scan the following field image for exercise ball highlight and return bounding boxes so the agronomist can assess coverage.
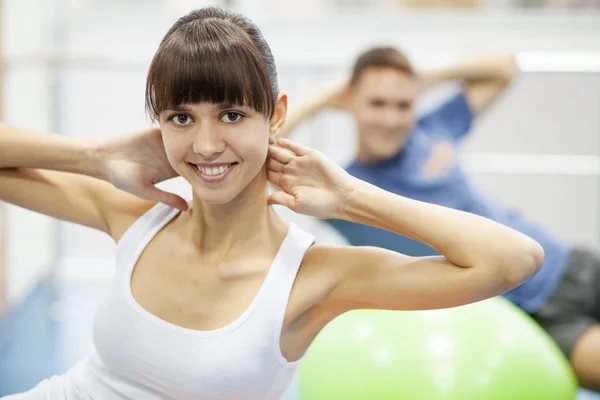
[298,297,577,400]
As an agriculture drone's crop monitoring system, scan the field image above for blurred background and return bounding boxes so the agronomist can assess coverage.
[0,0,600,398]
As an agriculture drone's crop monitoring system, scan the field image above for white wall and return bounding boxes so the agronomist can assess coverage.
[2,0,59,303]
[465,73,600,247]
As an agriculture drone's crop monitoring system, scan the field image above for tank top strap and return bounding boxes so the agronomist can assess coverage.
[276,223,316,277]
[264,222,315,366]
[270,222,315,296]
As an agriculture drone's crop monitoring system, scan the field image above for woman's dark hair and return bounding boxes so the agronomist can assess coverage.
[145,7,278,120]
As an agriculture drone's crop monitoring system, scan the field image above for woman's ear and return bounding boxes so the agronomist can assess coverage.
[269,93,287,136]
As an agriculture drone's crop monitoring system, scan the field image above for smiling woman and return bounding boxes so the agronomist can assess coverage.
[0,6,543,400]
[144,10,281,205]
[156,99,277,204]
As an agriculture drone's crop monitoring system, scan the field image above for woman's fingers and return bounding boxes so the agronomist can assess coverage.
[267,171,284,188]
[267,157,285,174]
[268,144,294,164]
[267,190,296,210]
[276,138,310,156]
[145,186,189,211]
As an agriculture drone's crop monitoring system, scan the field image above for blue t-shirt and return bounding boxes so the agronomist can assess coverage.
[328,91,571,313]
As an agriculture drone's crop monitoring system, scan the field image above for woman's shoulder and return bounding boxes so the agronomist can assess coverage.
[300,244,385,282]
[112,198,181,244]
[112,187,192,242]
[302,244,365,265]
[297,245,348,289]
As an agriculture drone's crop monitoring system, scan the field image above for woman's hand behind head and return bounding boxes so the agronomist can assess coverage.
[266,138,358,219]
[98,128,188,211]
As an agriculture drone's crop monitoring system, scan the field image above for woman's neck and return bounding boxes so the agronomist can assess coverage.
[184,172,288,264]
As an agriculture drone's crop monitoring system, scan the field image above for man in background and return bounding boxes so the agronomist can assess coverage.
[279,47,600,390]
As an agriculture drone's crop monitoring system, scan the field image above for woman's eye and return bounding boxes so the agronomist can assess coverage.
[170,114,192,126]
[221,112,243,123]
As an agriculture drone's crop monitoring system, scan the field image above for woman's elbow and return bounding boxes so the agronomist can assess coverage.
[501,239,545,289]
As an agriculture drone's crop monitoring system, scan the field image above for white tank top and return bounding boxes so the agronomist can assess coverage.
[23,201,315,400]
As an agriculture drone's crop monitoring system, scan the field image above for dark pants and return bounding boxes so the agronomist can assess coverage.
[529,248,600,357]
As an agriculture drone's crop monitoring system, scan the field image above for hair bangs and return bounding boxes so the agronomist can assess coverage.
[146,19,276,120]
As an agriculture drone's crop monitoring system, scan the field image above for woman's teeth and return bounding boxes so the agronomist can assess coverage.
[198,164,231,176]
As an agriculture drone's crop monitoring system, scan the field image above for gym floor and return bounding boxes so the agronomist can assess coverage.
[0,280,597,399]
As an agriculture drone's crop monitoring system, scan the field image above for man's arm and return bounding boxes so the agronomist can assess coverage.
[419,53,518,116]
[276,76,349,140]
[277,53,518,140]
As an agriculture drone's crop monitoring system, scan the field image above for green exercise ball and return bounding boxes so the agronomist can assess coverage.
[298,297,577,400]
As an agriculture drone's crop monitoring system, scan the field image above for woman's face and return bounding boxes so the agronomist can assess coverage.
[159,95,286,204]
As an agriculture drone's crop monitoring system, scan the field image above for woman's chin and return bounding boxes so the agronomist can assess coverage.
[192,190,237,205]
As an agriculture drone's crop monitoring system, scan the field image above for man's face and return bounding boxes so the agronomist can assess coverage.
[347,67,418,163]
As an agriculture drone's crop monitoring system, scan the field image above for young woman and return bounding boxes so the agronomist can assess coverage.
[0,7,543,400]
